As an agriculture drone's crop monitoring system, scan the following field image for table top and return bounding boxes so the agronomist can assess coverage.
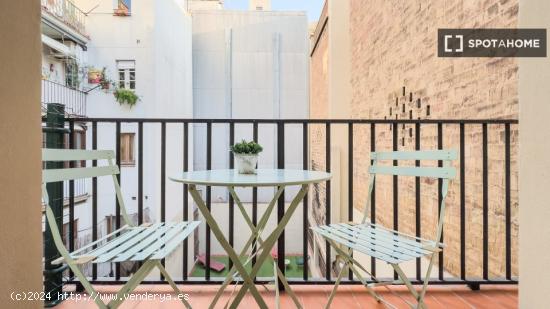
[169,169,331,187]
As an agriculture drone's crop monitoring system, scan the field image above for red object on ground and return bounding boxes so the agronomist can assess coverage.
[196,254,225,272]
[271,246,278,259]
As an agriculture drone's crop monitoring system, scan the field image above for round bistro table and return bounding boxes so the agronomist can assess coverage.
[169,169,331,309]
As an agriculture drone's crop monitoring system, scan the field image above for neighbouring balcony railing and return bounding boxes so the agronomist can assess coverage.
[48,117,518,289]
[41,79,87,117]
[41,0,87,36]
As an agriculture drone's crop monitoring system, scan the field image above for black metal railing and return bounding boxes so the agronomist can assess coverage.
[41,79,87,117]
[54,117,518,288]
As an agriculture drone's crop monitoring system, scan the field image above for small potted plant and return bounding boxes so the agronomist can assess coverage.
[231,140,263,174]
[99,67,112,90]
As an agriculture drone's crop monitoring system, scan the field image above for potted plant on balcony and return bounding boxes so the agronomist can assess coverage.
[98,67,113,90]
[113,88,139,108]
[231,140,263,174]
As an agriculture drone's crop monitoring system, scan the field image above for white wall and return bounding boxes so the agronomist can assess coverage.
[72,0,194,277]
[192,10,309,202]
[518,0,550,307]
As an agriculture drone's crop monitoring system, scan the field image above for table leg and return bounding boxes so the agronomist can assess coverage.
[188,185,268,309]
[229,187,303,308]
[229,184,309,309]
[209,186,284,308]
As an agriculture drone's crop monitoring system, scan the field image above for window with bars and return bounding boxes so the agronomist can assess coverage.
[120,133,135,166]
[117,60,136,90]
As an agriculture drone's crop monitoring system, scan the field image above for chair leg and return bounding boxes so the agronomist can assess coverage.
[323,239,385,304]
[107,260,157,308]
[325,262,349,309]
[274,261,280,309]
[66,260,108,309]
[156,261,192,309]
[416,253,437,309]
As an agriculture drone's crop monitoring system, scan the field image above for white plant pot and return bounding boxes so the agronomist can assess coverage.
[234,154,258,174]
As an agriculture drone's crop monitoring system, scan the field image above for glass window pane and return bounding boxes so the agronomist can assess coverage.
[129,81,135,89]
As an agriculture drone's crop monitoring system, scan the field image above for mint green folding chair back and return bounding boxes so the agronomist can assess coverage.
[42,149,199,309]
[312,149,457,309]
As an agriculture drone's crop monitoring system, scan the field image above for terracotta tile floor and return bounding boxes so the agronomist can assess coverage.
[55,284,518,308]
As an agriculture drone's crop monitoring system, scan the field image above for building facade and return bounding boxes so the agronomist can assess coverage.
[190,4,310,257]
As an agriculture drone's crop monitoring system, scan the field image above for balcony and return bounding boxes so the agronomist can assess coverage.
[41,79,87,118]
[41,117,518,307]
[41,0,88,43]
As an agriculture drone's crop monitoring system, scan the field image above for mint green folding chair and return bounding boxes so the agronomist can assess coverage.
[42,149,200,309]
[312,149,457,308]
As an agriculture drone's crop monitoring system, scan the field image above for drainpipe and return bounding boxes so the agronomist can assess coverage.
[43,103,69,307]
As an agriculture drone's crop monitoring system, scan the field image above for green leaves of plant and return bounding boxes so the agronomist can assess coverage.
[114,88,139,107]
[230,140,263,154]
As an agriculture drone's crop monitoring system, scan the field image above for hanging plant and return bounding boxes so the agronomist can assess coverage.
[113,88,139,107]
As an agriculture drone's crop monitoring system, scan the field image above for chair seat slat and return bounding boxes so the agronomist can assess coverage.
[86,227,145,257]
[340,223,438,253]
[312,227,401,264]
[93,223,164,263]
[331,224,432,257]
[150,221,202,260]
[319,225,423,261]
[130,222,190,261]
[109,223,174,262]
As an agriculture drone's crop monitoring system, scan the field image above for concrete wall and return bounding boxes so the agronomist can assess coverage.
[518,0,550,307]
[0,1,43,308]
[191,9,309,261]
[192,10,309,202]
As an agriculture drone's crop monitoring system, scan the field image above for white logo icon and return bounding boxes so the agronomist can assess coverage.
[444,34,464,52]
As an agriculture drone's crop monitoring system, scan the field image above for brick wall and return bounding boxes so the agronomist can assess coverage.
[347,0,519,278]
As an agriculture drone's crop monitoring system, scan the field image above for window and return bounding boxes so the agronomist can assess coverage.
[120,133,135,166]
[114,0,131,16]
[117,60,136,90]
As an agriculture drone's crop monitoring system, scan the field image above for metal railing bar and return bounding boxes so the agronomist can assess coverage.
[183,122,189,281]
[277,123,286,289]
[69,118,519,124]
[206,122,212,281]
[92,121,98,280]
[160,122,167,279]
[482,123,489,280]
[303,122,309,281]
[438,123,444,280]
[460,123,466,280]
[505,124,512,280]
[115,120,121,280]
[415,123,421,281]
[348,123,354,281]
[228,123,235,271]
[325,123,331,280]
